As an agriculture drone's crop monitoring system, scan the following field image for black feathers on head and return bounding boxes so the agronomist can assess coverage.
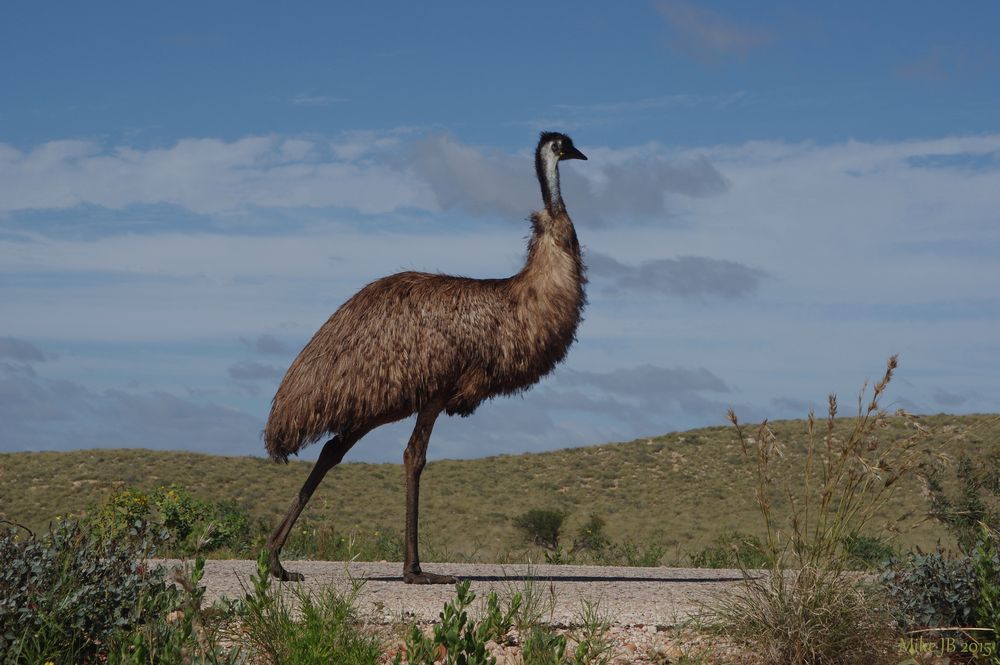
[537,131,572,152]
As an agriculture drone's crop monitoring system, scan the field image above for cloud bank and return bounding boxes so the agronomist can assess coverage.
[0,133,727,228]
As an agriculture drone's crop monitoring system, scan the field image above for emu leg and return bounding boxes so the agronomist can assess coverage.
[403,404,457,584]
[266,434,355,581]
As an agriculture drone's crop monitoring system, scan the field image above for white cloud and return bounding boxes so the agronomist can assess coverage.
[0,136,435,215]
[0,132,728,226]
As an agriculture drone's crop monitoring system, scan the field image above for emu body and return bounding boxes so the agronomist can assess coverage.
[264,132,587,583]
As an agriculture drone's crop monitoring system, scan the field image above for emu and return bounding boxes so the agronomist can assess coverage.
[264,132,588,583]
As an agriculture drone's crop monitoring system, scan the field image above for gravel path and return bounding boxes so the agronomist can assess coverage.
[158,559,748,628]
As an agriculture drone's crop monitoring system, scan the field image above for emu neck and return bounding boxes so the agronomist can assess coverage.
[535,150,564,215]
[519,210,584,297]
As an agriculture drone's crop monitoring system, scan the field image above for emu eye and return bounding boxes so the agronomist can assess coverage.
[552,142,561,154]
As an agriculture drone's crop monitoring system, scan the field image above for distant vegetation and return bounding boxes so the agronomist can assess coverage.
[2,413,997,566]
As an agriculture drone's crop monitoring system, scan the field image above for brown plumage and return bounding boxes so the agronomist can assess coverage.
[263,131,588,583]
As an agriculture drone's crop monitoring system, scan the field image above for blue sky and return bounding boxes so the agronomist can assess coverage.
[1,1,998,461]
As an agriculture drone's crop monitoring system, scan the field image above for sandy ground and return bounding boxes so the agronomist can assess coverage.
[155,559,755,661]
[158,559,747,627]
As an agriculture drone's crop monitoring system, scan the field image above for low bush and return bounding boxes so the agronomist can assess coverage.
[568,599,615,665]
[881,526,1000,661]
[277,522,408,563]
[513,509,565,551]
[521,626,566,665]
[0,518,178,664]
[594,540,665,567]
[395,580,520,665]
[572,514,609,553]
[923,454,1000,554]
[881,549,979,629]
[840,533,897,569]
[543,545,574,565]
[91,486,252,556]
[235,550,382,665]
[974,524,1000,663]
[108,556,238,664]
[688,531,769,569]
[284,525,352,560]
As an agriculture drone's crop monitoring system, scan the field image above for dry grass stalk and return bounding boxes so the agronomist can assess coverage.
[713,356,934,664]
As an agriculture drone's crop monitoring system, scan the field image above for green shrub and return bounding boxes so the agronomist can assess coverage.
[879,540,1000,660]
[572,514,609,553]
[204,499,252,552]
[107,557,238,664]
[543,546,575,565]
[596,540,665,567]
[881,549,979,629]
[0,518,177,664]
[285,524,408,563]
[367,526,406,561]
[286,525,348,559]
[89,486,252,557]
[974,524,1000,662]
[688,531,769,569]
[151,487,251,554]
[235,550,381,665]
[923,455,1000,554]
[154,486,206,542]
[568,599,615,665]
[513,509,565,551]
[391,568,607,665]
[521,626,566,665]
[395,580,521,665]
[478,587,521,645]
[841,533,896,570]
[93,487,152,540]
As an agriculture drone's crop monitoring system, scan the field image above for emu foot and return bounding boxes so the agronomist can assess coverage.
[269,554,305,582]
[403,570,458,585]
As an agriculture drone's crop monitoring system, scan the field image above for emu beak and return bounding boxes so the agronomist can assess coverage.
[562,145,588,161]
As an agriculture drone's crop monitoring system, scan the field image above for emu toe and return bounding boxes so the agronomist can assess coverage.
[276,569,305,582]
[270,557,306,582]
[404,570,459,585]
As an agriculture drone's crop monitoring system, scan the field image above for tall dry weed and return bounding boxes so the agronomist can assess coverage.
[709,356,933,664]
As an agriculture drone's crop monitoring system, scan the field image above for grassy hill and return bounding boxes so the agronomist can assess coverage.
[2,413,997,562]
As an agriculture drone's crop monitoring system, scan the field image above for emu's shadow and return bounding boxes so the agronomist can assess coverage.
[364,574,754,584]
